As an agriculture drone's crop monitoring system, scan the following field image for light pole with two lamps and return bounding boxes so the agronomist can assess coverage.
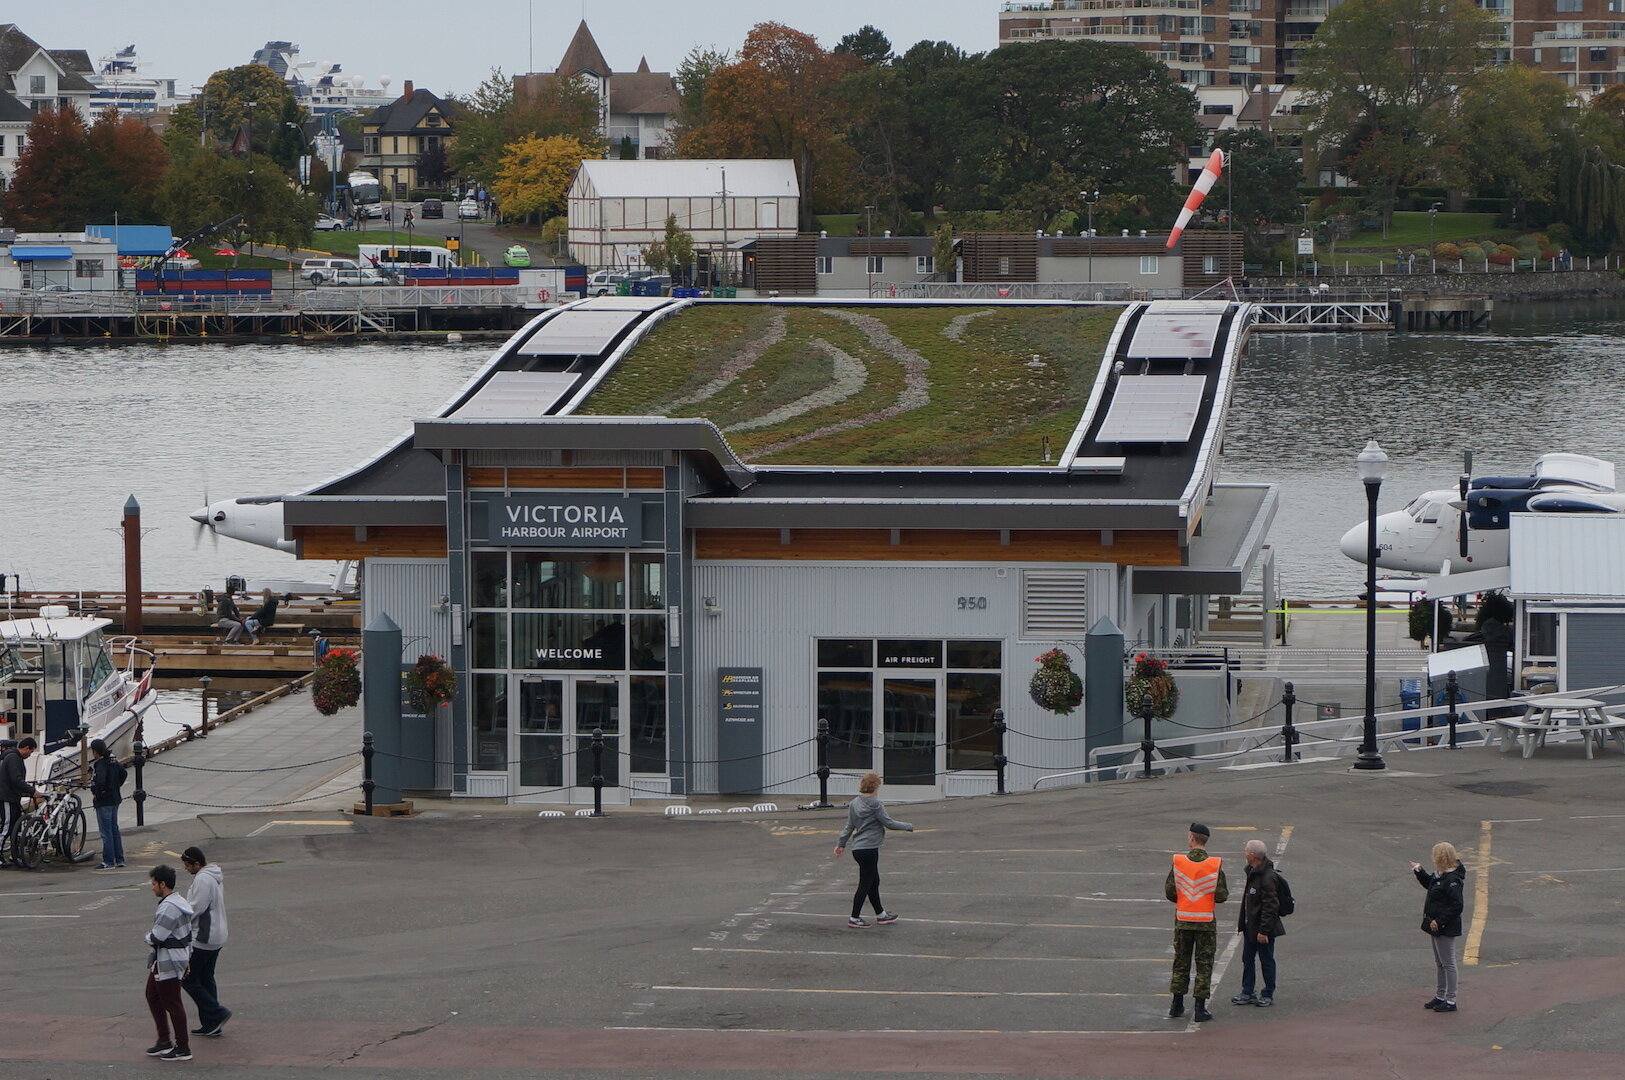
[1354,439,1389,771]
[1080,189,1100,283]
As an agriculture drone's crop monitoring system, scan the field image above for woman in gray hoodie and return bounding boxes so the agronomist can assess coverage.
[833,772,914,927]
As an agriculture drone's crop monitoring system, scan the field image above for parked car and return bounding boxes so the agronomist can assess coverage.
[316,267,392,287]
[421,198,444,219]
[313,214,350,231]
[458,199,481,220]
[301,257,362,284]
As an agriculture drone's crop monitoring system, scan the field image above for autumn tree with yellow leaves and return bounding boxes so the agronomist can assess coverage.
[493,134,596,223]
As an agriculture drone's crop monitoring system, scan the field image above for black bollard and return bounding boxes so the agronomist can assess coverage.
[132,739,146,827]
[813,717,833,808]
[361,731,376,817]
[198,674,212,737]
[1445,670,1460,750]
[992,707,1008,795]
[1139,693,1156,779]
[1281,681,1298,763]
[590,727,606,817]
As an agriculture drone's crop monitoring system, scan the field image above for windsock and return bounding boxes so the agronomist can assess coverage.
[1166,149,1225,248]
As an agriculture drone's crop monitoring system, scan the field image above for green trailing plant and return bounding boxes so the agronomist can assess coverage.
[405,653,458,713]
[1475,590,1514,627]
[312,647,362,716]
[1124,653,1179,720]
[1408,599,1453,643]
[1029,647,1083,715]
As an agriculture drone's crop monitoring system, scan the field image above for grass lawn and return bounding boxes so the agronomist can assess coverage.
[1340,212,1502,249]
[579,304,1119,466]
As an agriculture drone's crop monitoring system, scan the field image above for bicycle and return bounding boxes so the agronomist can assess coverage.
[9,780,88,870]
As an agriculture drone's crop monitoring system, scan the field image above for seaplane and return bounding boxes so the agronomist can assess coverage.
[1339,453,1625,575]
[190,496,355,596]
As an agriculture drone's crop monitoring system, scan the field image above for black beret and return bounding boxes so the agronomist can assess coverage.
[1189,822,1211,839]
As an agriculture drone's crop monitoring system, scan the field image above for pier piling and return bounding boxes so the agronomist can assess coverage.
[121,494,142,637]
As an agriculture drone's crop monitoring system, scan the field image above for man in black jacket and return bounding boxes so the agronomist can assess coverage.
[0,737,40,868]
[1231,839,1286,1008]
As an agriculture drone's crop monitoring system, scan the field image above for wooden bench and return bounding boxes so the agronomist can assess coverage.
[1492,718,1548,758]
[1583,719,1625,758]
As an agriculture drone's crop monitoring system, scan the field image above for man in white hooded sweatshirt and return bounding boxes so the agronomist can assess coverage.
[180,846,232,1037]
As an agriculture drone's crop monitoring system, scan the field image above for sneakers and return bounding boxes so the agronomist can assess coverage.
[846,916,870,928]
[1435,1001,1458,1012]
[159,1047,193,1061]
[145,1042,174,1057]
[1230,992,1256,1006]
[1254,996,1274,1007]
[875,911,899,924]
[1424,997,1446,1010]
[192,1010,231,1037]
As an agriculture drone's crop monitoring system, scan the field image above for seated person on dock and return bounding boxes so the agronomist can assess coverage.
[216,593,245,644]
[244,589,279,646]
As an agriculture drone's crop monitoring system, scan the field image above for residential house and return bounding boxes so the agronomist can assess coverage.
[516,21,680,160]
[0,23,97,190]
[358,81,457,197]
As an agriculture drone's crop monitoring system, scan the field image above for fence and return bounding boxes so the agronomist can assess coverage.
[0,286,523,316]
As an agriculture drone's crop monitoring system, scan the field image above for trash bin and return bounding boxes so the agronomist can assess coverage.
[616,281,632,296]
[716,286,737,298]
[1400,678,1423,743]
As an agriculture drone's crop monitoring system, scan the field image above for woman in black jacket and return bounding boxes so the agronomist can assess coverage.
[1412,842,1466,1012]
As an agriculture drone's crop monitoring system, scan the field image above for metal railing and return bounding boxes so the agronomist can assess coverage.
[0,286,522,316]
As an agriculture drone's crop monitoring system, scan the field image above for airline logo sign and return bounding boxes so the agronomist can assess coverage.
[718,668,763,724]
[485,495,647,547]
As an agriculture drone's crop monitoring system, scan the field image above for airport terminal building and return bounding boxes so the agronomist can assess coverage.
[282,298,1276,804]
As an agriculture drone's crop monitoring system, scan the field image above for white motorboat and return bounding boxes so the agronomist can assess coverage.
[0,605,157,785]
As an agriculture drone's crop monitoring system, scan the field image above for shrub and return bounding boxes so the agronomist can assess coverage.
[1434,242,1460,260]
[1488,251,1512,265]
[1480,240,1501,257]
[1497,244,1520,258]
[1461,245,1487,262]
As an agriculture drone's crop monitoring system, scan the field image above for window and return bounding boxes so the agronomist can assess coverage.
[1592,47,1610,62]
[420,135,441,152]
[915,254,935,274]
[424,113,442,127]
[365,136,380,156]
[1202,255,1222,274]
[75,260,103,278]
[998,255,1012,276]
[1558,0,1582,10]
[815,255,833,275]
[1558,46,1578,65]
[0,135,6,155]
[865,255,884,274]
[29,75,45,96]
[16,136,24,153]
[1202,104,1234,115]
[1557,21,1582,37]
[1140,255,1159,275]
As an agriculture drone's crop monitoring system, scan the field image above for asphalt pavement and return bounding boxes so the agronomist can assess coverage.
[4,740,1624,1079]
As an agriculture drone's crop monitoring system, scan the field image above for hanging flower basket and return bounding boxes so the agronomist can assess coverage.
[405,653,458,714]
[312,647,362,716]
[1029,648,1084,715]
[1124,653,1179,719]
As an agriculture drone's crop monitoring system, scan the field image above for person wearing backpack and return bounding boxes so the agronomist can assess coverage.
[90,739,128,869]
[1232,839,1288,1008]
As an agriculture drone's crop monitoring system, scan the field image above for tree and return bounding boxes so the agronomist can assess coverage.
[416,141,453,188]
[677,23,860,228]
[197,64,300,152]
[492,134,594,222]
[0,106,91,229]
[266,96,307,171]
[1453,65,1573,215]
[451,68,603,193]
[1297,0,1498,206]
[671,46,733,142]
[834,25,893,67]
[1213,130,1305,254]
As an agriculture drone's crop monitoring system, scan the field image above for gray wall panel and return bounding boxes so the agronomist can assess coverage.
[1563,612,1625,702]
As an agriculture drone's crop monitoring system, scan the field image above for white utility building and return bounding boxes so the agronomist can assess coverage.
[566,159,799,271]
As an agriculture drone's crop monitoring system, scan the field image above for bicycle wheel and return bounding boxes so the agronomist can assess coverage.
[56,802,86,860]
[15,819,45,870]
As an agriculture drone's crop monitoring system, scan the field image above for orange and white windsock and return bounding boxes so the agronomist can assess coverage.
[1166,149,1225,248]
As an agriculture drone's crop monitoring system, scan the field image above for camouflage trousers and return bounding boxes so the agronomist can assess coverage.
[1170,925,1218,998]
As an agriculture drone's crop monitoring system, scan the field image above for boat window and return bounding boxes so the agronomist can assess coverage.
[81,636,115,698]
[0,645,22,682]
[41,643,67,699]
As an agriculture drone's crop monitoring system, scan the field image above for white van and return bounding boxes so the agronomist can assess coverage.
[301,258,361,284]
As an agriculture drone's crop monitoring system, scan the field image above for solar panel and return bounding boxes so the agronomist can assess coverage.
[577,295,671,311]
[519,309,643,355]
[1125,312,1223,359]
[1096,375,1206,443]
[451,371,580,418]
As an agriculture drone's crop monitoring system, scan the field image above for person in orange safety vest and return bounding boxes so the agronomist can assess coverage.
[1163,822,1229,1022]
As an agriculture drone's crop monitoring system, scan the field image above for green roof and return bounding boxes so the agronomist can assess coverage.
[577,303,1119,466]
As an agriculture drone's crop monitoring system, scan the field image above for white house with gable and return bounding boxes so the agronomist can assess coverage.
[566,159,799,271]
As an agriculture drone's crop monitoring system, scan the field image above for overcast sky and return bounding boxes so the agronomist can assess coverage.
[18,1,998,99]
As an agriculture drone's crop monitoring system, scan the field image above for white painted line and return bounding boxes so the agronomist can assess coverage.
[246,819,353,837]
[1201,825,1293,1033]
[1075,897,1164,903]
[1484,818,1544,824]
[0,888,137,898]
[653,985,1146,998]
[1569,814,1625,820]
[881,870,1165,877]
[692,946,1164,963]
[1513,867,1625,875]
[0,914,82,919]
[790,890,1165,902]
[766,911,1164,931]
[605,1026,1179,1035]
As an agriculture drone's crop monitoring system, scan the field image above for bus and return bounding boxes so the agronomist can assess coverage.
[346,172,384,219]
[357,244,459,273]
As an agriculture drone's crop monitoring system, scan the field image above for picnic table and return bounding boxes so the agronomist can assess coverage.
[1491,695,1625,759]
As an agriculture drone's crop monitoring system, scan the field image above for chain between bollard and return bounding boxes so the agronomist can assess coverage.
[1281,681,1298,763]
[1445,670,1460,750]
[590,727,606,817]
[992,707,1007,795]
[1139,693,1156,779]
[361,731,376,817]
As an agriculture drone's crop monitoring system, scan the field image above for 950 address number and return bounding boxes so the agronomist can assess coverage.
[957,596,988,610]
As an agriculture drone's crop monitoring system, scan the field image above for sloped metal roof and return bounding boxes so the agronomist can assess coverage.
[575,159,799,200]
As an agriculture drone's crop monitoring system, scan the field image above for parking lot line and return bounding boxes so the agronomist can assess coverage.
[652,985,1145,998]
[692,946,1165,964]
[768,911,1165,931]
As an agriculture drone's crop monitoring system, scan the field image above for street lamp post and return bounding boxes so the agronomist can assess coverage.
[1080,189,1100,283]
[1428,202,1441,268]
[864,204,875,297]
[1354,439,1390,771]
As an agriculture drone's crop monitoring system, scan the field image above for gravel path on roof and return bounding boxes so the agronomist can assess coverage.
[662,309,787,409]
[943,308,996,342]
[724,339,867,435]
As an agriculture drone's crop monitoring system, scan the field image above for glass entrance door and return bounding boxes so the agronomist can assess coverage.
[514,675,628,803]
[881,676,939,787]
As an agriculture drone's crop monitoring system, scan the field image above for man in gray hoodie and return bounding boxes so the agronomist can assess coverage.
[180,846,231,1037]
[833,772,914,927]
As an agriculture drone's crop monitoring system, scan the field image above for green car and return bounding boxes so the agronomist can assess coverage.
[503,245,531,268]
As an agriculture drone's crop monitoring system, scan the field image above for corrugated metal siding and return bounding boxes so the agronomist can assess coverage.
[1563,613,1625,700]
[1512,515,1625,598]
[688,561,1114,796]
[364,559,455,789]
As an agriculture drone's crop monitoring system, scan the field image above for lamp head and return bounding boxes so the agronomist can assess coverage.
[1356,439,1389,484]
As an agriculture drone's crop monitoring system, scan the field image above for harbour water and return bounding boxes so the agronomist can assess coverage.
[0,303,1620,602]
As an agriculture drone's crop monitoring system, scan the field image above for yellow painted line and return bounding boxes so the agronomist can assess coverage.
[164,850,183,858]
[1464,819,1491,966]
[653,985,1144,998]
[692,947,1165,963]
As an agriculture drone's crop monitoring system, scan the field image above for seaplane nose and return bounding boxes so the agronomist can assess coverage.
[189,507,211,524]
[1338,521,1367,563]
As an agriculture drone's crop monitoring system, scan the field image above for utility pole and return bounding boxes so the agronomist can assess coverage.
[720,165,729,287]
[245,100,257,268]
